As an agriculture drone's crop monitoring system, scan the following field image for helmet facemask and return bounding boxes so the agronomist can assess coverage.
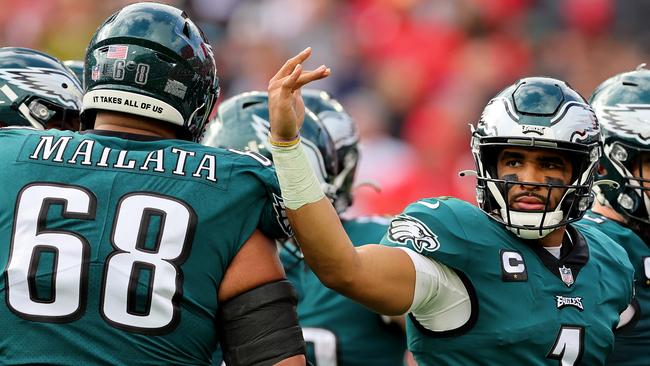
[473,134,601,239]
[600,140,650,226]
[468,77,601,239]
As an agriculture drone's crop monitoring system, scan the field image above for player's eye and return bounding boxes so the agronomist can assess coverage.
[540,161,563,170]
[505,160,522,168]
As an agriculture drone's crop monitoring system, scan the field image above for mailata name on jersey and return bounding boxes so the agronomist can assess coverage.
[26,134,222,183]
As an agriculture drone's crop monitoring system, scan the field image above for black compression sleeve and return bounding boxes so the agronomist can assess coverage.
[218,280,305,366]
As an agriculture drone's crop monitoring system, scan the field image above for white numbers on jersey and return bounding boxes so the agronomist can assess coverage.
[5,183,195,334]
[303,327,338,366]
[101,193,194,332]
[582,214,605,224]
[7,184,94,320]
[644,257,650,283]
[547,326,584,366]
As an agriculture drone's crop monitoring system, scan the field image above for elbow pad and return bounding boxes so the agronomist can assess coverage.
[218,280,305,366]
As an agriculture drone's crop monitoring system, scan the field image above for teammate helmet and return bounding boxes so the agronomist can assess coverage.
[0,47,82,130]
[201,91,339,203]
[63,60,84,85]
[471,77,601,239]
[82,2,219,141]
[590,64,650,227]
[302,89,360,213]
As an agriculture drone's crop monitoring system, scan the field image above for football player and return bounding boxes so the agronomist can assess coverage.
[264,48,635,365]
[0,3,305,366]
[202,90,407,366]
[579,64,650,365]
[0,48,82,130]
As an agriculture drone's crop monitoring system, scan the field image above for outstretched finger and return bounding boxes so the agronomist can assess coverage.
[292,66,331,90]
[281,63,303,96]
[271,47,312,83]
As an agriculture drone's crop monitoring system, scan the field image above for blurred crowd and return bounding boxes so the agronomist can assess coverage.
[2,0,649,217]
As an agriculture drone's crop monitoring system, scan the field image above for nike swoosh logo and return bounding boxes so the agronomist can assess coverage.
[417,200,440,210]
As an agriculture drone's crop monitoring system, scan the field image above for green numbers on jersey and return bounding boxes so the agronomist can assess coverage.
[6,183,194,334]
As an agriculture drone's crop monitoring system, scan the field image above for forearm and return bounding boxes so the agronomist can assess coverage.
[271,143,413,313]
[287,198,361,290]
[290,203,414,314]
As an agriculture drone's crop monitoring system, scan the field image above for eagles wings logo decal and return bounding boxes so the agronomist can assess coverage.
[388,215,440,253]
[598,104,650,143]
[272,193,294,237]
[0,67,82,109]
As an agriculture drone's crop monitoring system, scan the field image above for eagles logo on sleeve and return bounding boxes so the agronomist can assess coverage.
[272,193,294,237]
[387,214,440,253]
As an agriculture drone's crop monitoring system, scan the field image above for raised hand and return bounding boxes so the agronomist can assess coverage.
[267,47,330,142]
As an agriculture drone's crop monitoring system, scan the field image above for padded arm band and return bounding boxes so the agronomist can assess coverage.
[218,280,305,366]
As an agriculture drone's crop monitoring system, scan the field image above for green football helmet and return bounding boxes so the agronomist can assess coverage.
[302,89,359,213]
[201,91,339,202]
[0,47,82,130]
[590,64,650,229]
[63,60,84,85]
[469,77,602,239]
[82,2,219,141]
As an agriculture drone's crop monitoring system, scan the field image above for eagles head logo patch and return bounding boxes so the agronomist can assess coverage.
[598,104,650,143]
[387,214,440,253]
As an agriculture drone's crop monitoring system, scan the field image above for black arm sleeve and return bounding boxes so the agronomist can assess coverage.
[218,280,305,366]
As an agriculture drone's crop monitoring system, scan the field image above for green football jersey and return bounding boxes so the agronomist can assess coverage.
[381,197,634,366]
[280,216,407,366]
[579,210,650,366]
[0,128,290,365]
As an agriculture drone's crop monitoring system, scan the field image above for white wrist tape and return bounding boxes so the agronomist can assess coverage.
[269,141,325,210]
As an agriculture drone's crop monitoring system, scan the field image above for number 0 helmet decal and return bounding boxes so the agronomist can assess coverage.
[82,2,219,141]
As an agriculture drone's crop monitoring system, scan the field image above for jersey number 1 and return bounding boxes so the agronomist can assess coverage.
[547,325,584,365]
[5,183,195,334]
